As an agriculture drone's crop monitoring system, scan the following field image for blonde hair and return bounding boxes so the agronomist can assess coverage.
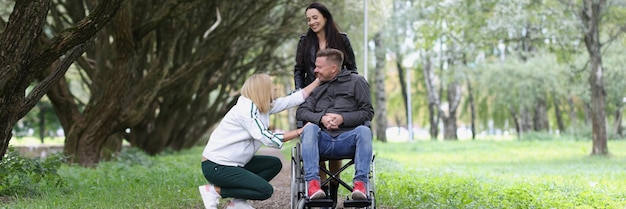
[241,73,273,113]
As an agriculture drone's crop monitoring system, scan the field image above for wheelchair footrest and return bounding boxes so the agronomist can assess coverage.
[305,198,334,207]
[344,199,372,208]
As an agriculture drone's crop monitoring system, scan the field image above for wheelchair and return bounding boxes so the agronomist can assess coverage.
[290,139,376,209]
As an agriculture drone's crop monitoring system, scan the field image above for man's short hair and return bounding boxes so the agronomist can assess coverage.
[316,48,344,67]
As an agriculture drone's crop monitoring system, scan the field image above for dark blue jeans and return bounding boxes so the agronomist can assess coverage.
[301,124,373,183]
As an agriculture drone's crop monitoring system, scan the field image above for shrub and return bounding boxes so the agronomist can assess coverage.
[0,146,67,197]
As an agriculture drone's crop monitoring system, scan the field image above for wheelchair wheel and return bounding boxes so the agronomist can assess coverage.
[291,143,305,209]
[369,155,377,209]
[297,198,306,209]
[369,191,376,209]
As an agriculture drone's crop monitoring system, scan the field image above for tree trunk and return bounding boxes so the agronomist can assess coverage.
[510,106,521,139]
[422,54,439,139]
[39,105,46,143]
[64,2,135,166]
[0,0,51,162]
[583,102,592,126]
[373,32,388,142]
[64,112,122,166]
[567,97,578,132]
[100,133,124,161]
[532,97,549,132]
[467,79,476,140]
[442,112,457,140]
[613,108,623,138]
[52,1,302,165]
[521,107,533,133]
[1,0,121,161]
[553,97,566,134]
[442,81,461,140]
[581,0,608,155]
[395,60,408,124]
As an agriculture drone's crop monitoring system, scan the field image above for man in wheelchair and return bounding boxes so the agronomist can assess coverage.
[295,48,374,203]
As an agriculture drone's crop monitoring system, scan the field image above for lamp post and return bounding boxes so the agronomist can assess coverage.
[363,0,368,80]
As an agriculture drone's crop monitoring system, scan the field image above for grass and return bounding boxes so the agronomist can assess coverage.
[3,138,626,208]
[2,147,206,209]
[374,139,626,209]
[8,137,65,146]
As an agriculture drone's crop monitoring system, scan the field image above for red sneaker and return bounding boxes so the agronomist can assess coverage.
[307,180,326,200]
[352,181,367,200]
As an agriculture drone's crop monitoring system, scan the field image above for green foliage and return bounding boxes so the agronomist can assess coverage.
[0,147,67,197]
[476,51,569,130]
[3,147,203,208]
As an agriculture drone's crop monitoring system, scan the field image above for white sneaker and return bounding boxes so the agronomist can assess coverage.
[225,199,255,209]
[199,185,220,209]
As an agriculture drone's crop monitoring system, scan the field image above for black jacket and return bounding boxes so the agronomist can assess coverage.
[293,33,358,89]
[296,70,374,137]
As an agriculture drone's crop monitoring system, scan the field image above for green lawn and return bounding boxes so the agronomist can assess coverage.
[3,138,626,208]
[373,139,626,208]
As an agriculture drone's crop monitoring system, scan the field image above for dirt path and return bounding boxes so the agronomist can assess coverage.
[249,147,293,209]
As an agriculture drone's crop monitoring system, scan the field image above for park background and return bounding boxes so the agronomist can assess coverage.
[1,0,626,208]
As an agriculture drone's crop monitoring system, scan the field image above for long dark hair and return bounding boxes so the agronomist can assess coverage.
[303,3,347,66]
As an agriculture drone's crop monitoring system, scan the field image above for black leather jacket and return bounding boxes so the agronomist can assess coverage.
[293,33,358,89]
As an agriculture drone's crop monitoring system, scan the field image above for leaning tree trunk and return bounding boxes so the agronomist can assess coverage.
[373,32,388,142]
[0,0,122,161]
[131,1,301,153]
[64,3,137,165]
[581,0,608,155]
[0,0,50,160]
[56,0,303,164]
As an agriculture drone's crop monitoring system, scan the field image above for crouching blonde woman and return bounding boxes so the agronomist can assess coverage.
[198,73,319,209]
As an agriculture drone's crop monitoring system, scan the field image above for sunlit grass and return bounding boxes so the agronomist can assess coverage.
[4,147,206,209]
[375,139,626,208]
[4,138,626,208]
[8,137,65,146]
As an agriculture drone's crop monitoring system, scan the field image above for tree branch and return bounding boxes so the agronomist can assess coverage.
[133,0,204,40]
[19,42,91,118]
[203,7,221,39]
[27,0,124,75]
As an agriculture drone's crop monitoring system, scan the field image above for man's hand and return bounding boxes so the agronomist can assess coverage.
[322,113,343,130]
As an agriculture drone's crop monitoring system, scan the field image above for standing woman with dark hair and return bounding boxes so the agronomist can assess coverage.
[294,2,357,89]
[293,2,357,208]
